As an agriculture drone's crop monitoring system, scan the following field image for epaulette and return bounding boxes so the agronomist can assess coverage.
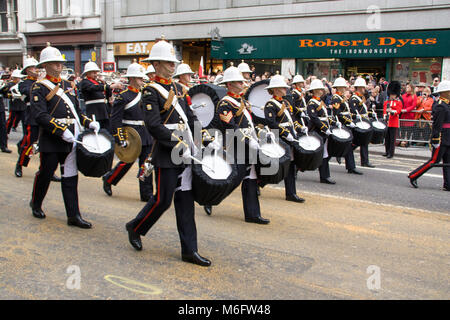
[119,88,128,95]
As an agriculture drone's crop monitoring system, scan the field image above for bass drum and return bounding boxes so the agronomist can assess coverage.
[244,80,271,119]
[256,139,291,188]
[76,129,115,178]
[293,132,324,172]
[192,149,241,206]
[327,126,353,157]
[353,118,373,146]
[371,120,387,144]
[188,84,227,128]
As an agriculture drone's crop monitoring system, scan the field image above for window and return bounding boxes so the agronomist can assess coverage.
[53,0,62,15]
[0,0,7,32]
[13,0,18,31]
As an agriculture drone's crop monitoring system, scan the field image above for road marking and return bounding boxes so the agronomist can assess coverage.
[269,186,450,218]
[329,162,442,178]
[104,275,162,295]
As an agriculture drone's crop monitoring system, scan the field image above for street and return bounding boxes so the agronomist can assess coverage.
[0,132,449,300]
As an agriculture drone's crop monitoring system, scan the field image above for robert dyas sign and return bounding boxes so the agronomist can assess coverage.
[211,30,450,59]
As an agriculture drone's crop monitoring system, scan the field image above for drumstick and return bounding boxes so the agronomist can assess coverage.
[92,115,101,151]
[171,132,216,173]
[75,140,97,149]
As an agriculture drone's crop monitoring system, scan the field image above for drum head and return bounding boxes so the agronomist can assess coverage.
[332,127,351,139]
[298,135,321,151]
[355,120,371,130]
[189,84,227,128]
[245,80,271,119]
[81,132,112,154]
[372,121,386,130]
[260,142,286,159]
[201,154,233,180]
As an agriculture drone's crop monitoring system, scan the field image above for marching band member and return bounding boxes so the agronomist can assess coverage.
[102,63,153,202]
[348,77,375,168]
[264,74,306,203]
[145,64,156,83]
[213,65,270,224]
[330,77,362,175]
[306,79,335,184]
[174,62,194,107]
[125,38,211,267]
[80,61,122,131]
[382,81,403,159]
[29,43,99,228]
[0,78,10,153]
[5,69,26,136]
[409,80,450,191]
[238,60,253,95]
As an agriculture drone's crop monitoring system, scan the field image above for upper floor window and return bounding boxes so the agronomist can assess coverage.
[0,0,8,32]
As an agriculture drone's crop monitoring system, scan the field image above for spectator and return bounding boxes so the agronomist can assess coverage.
[383,81,403,158]
[414,87,433,145]
[400,83,418,147]
[367,85,383,118]
[431,77,440,94]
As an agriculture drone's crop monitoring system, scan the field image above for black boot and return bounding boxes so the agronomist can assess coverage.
[126,222,142,251]
[204,205,212,216]
[30,200,45,219]
[51,174,61,182]
[102,175,112,196]
[61,176,92,229]
[15,163,22,177]
[182,252,211,267]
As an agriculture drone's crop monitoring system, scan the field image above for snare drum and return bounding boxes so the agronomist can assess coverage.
[353,119,373,146]
[293,132,324,171]
[76,129,115,177]
[256,139,291,188]
[327,126,353,157]
[371,120,387,144]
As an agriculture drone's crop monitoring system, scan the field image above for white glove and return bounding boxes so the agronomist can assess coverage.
[182,147,191,161]
[249,139,260,151]
[349,122,356,128]
[325,129,332,136]
[285,133,295,142]
[119,140,128,148]
[62,129,76,144]
[301,126,308,134]
[432,144,440,149]
[89,121,100,133]
[208,139,221,151]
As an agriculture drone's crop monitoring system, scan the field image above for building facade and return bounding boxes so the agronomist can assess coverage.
[0,0,23,70]
[103,0,450,83]
[19,0,102,75]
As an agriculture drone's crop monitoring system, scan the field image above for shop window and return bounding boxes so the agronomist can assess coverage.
[393,58,442,86]
[300,59,343,82]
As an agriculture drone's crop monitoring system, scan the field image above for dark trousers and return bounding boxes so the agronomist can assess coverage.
[17,125,39,167]
[409,145,449,189]
[319,156,331,180]
[104,145,153,200]
[6,110,25,134]
[98,118,110,133]
[127,167,198,255]
[385,127,398,157]
[31,152,81,218]
[348,143,369,166]
[0,110,7,149]
[284,161,297,197]
[241,178,261,219]
[345,150,356,170]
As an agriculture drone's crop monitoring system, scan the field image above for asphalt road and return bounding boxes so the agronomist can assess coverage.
[0,131,449,300]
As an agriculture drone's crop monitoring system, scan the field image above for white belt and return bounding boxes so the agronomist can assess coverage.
[279,122,292,128]
[26,102,31,107]
[341,112,351,115]
[56,118,76,125]
[319,117,328,121]
[123,120,145,126]
[85,98,107,105]
[164,123,184,130]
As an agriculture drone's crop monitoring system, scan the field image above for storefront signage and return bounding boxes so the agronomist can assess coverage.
[212,30,450,59]
[114,42,155,56]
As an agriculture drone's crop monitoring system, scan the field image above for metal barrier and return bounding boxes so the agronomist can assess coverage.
[398,110,432,145]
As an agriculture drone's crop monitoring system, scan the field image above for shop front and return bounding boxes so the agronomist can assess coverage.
[212,29,450,84]
[113,41,156,71]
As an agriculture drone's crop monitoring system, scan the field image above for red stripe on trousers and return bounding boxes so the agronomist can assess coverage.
[20,125,31,148]
[107,162,127,184]
[409,146,441,179]
[134,168,161,233]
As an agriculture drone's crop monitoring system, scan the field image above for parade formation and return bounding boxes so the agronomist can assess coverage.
[0,38,449,269]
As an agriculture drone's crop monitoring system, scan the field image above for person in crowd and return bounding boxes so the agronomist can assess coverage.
[414,87,434,144]
[383,81,403,158]
[400,83,418,147]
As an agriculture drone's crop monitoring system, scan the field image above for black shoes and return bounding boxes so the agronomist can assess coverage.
[1,148,12,153]
[51,175,61,182]
[386,155,393,159]
[443,186,450,191]
[348,169,363,175]
[409,178,418,189]
[102,176,112,196]
[204,205,212,216]
[362,163,375,168]
[382,153,388,157]
[245,216,270,224]
[182,252,211,267]
[67,216,92,229]
[320,178,336,185]
[336,157,342,164]
[286,195,305,203]
[126,222,142,251]
[30,201,45,219]
[15,163,22,177]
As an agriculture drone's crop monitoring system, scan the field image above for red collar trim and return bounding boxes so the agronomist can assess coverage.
[128,86,139,93]
[87,77,99,85]
[45,74,61,83]
[155,76,172,85]
[273,95,284,102]
[27,76,38,81]
[312,96,322,101]
[227,92,241,99]
[355,91,364,97]
[440,97,449,104]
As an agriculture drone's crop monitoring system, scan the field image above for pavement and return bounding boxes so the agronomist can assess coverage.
[0,131,449,300]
